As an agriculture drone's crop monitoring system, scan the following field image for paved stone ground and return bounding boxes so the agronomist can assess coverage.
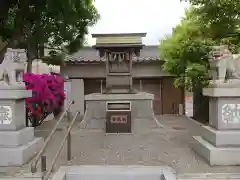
[1,115,240,178]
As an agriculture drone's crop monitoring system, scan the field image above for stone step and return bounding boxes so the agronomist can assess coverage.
[106,89,134,94]
[0,173,42,180]
[0,172,53,180]
[52,165,176,180]
[3,172,240,180]
[0,178,41,180]
[104,85,136,94]
[178,173,240,180]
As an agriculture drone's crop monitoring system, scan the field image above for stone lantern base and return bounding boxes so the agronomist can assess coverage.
[0,88,43,166]
[193,87,240,165]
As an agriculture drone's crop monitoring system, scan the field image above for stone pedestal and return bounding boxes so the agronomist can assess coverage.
[192,87,240,165]
[80,92,161,131]
[0,88,43,166]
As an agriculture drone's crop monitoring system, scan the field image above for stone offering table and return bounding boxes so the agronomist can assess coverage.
[80,92,160,131]
[0,87,43,166]
[192,87,240,165]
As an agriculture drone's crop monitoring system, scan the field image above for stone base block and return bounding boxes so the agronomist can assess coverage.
[203,87,240,130]
[0,89,32,99]
[0,127,34,147]
[81,92,160,130]
[0,137,43,166]
[192,136,240,165]
[85,118,105,129]
[203,87,240,97]
[201,125,240,147]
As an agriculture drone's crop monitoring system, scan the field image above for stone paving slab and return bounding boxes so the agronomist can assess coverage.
[1,115,240,178]
[178,173,240,180]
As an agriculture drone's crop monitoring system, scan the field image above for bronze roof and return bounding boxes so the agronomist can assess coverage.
[65,45,161,64]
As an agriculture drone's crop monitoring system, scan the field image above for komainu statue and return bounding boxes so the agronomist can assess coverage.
[208,45,240,87]
[0,48,27,87]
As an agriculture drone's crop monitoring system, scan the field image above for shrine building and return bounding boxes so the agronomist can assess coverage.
[60,33,184,116]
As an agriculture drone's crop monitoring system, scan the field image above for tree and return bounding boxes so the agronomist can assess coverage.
[0,0,99,71]
[159,8,215,122]
[160,8,214,90]
[182,0,240,46]
[160,2,240,122]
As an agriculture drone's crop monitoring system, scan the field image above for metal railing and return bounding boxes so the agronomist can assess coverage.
[30,100,80,180]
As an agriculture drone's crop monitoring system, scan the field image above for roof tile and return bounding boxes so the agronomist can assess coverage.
[65,45,160,63]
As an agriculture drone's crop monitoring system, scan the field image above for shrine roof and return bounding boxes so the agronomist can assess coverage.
[64,45,161,64]
[92,33,147,37]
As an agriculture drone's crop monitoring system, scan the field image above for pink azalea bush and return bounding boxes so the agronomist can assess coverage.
[23,73,65,126]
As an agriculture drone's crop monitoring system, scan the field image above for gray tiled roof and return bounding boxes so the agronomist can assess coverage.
[65,45,161,63]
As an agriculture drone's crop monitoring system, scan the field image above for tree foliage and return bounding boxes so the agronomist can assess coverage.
[159,1,240,91]
[0,0,99,70]
[160,1,240,121]
[183,0,240,44]
[159,8,214,91]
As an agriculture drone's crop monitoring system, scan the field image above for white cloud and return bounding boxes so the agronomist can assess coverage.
[86,0,189,45]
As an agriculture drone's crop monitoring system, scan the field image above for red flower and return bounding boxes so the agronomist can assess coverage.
[34,106,42,116]
[23,73,65,118]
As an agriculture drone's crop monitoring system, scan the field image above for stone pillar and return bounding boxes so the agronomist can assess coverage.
[192,87,240,165]
[64,77,71,110]
[70,79,84,116]
[0,88,43,166]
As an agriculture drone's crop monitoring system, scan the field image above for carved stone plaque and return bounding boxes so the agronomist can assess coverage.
[110,115,128,124]
[0,106,12,125]
[222,104,240,124]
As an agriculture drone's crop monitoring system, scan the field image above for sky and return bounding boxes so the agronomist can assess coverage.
[86,0,189,45]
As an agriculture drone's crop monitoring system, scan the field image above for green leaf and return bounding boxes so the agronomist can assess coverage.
[0,0,100,66]
[159,6,215,91]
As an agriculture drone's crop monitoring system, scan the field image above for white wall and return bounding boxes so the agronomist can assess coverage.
[70,79,84,117]
[61,62,170,78]
[27,59,60,74]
